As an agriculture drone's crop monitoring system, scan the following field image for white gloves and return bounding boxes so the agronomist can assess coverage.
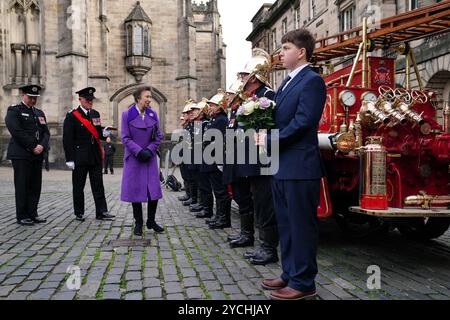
[66,161,75,170]
[103,127,111,138]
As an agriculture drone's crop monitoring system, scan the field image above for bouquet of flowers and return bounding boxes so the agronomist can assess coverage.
[236,95,276,131]
[236,95,276,155]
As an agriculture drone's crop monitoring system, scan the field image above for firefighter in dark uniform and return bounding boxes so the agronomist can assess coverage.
[198,90,232,229]
[5,85,50,226]
[188,99,214,216]
[178,108,190,201]
[103,137,116,174]
[63,87,115,222]
[178,101,199,206]
[221,79,255,247]
[226,49,280,265]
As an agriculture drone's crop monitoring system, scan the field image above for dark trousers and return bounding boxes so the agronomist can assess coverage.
[271,178,320,292]
[249,175,278,249]
[206,169,231,206]
[104,156,114,173]
[195,170,213,209]
[72,163,108,216]
[232,178,253,215]
[12,159,43,221]
[132,200,158,224]
[181,164,198,201]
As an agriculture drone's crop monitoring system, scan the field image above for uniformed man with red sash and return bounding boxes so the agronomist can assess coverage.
[63,87,115,222]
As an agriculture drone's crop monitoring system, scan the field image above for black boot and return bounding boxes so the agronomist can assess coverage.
[178,194,190,202]
[197,194,214,219]
[179,182,192,201]
[229,213,254,248]
[227,234,241,242]
[249,246,278,265]
[134,224,143,236]
[189,203,204,212]
[183,198,196,206]
[147,200,164,233]
[196,207,213,218]
[206,215,218,225]
[244,247,262,259]
[209,200,231,229]
[132,203,144,236]
[249,226,279,265]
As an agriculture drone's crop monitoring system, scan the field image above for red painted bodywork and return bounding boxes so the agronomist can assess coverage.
[315,57,450,218]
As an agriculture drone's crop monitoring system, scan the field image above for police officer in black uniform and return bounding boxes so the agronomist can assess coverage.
[63,87,115,222]
[5,85,50,226]
[198,90,232,229]
[103,137,116,174]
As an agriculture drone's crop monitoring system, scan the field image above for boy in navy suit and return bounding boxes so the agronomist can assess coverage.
[256,29,326,300]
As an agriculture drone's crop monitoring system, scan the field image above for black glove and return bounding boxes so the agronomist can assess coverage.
[137,149,152,162]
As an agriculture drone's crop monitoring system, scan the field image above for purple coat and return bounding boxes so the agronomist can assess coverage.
[121,105,163,203]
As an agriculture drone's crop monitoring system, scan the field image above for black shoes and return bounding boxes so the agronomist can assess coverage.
[75,214,86,222]
[229,234,254,248]
[189,203,204,213]
[134,224,143,236]
[147,221,164,233]
[178,195,190,202]
[209,220,231,230]
[96,213,115,220]
[196,211,213,218]
[249,248,279,265]
[32,217,47,224]
[183,199,196,206]
[196,207,213,219]
[227,234,241,242]
[17,216,47,225]
[17,218,34,226]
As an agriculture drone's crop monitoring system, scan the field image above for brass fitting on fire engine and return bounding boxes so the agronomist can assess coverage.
[444,103,450,134]
[360,100,391,126]
[396,101,425,126]
[355,113,363,149]
[380,100,408,125]
[404,191,450,209]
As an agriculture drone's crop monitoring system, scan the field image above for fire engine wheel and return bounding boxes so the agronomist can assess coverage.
[332,191,390,239]
[335,213,390,239]
[396,218,450,241]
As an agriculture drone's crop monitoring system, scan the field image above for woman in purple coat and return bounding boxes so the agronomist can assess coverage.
[121,86,164,236]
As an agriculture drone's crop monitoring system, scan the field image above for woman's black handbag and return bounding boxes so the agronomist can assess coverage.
[166,175,182,192]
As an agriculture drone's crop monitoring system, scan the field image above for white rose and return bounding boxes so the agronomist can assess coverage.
[243,101,257,115]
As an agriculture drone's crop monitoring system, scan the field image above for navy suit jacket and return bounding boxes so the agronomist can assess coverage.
[270,65,326,180]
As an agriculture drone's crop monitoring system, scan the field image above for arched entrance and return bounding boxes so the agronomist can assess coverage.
[110,84,168,141]
[426,70,450,125]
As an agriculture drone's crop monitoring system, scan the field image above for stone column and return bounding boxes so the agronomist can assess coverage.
[27,44,40,84]
[11,43,25,84]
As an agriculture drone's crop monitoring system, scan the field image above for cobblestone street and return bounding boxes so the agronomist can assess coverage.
[0,167,449,300]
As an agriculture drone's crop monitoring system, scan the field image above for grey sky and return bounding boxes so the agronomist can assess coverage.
[194,0,275,87]
[218,0,275,87]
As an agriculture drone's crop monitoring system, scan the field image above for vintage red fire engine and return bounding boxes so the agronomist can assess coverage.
[273,2,450,239]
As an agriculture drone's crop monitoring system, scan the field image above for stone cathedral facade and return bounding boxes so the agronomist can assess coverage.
[0,0,226,166]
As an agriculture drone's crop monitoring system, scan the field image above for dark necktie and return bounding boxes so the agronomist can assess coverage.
[279,75,292,92]
[86,110,91,120]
